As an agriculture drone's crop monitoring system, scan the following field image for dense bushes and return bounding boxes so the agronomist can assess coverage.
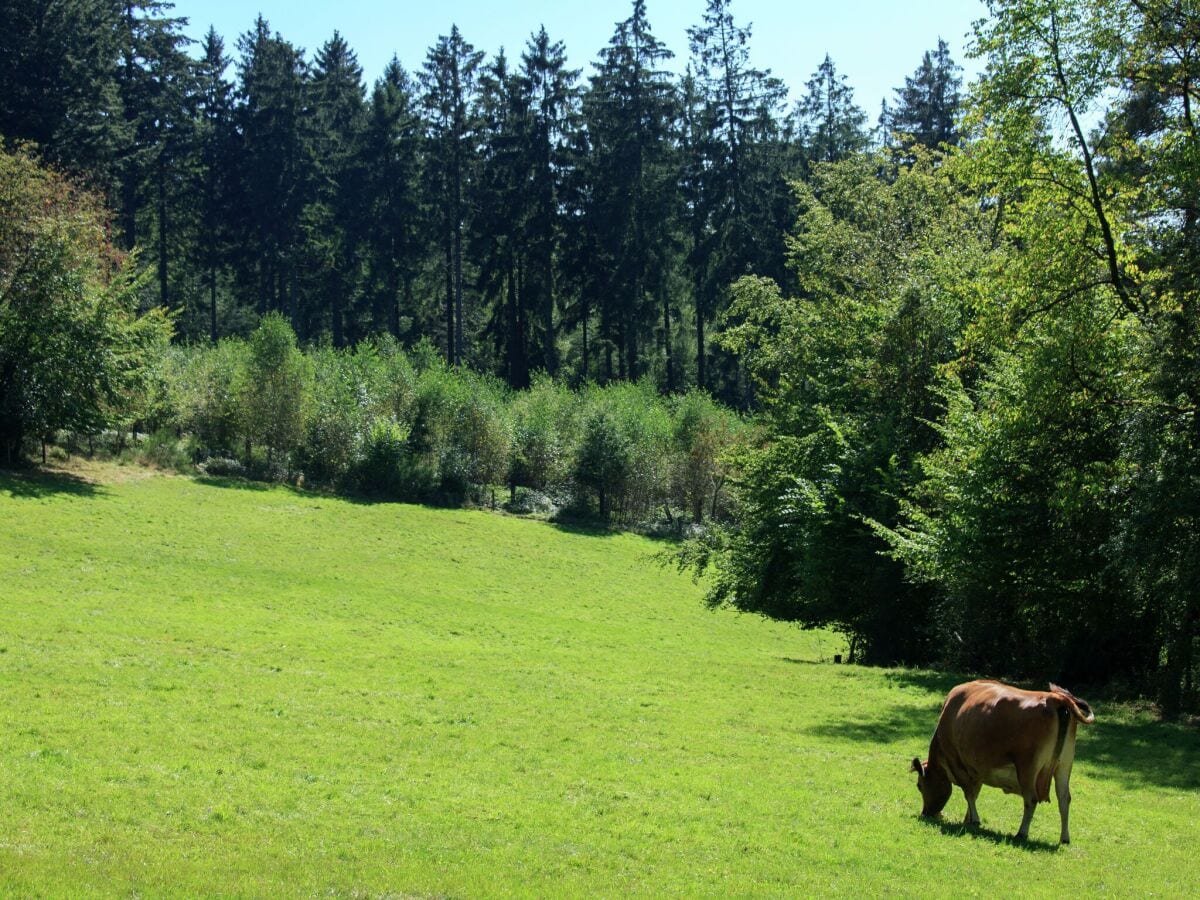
[104,319,745,526]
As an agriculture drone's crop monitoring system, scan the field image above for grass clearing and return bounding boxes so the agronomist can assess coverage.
[1,464,1198,897]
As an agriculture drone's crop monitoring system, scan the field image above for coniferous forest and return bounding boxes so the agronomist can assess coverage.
[1,0,953,398]
[2,0,1199,713]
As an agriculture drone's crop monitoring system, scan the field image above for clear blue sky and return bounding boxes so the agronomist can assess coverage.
[169,0,987,116]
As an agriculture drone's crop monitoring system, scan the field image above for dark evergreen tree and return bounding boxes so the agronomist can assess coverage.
[234,16,313,326]
[0,0,126,187]
[113,0,193,256]
[191,27,235,342]
[582,0,679,382]
[880,39,962,150]
[686,0,789,395]
[473,51,532,385]
[362,58,425,341]
[793,55,869,167]
[421,26,484,366]
[521,28,578,378]
[306,31,366,346]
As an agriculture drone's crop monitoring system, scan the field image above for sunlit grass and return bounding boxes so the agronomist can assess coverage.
[1,464,1197,897]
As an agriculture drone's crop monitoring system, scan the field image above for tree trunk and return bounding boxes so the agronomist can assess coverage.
[543,250,556,375]
[453,177,464,366]
[581,297,590,382]
[209,266,219,344]
[157,157,169,308]
[444,239,455,365]
[662,284,673,393]
[332,279,344,349]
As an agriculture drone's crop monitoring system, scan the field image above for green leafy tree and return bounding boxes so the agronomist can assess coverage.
[0,147,172,463]
[683,153,995,662]
[890,0,1200,711]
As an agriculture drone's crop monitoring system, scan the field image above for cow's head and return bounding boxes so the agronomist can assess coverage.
[911,757,952,817]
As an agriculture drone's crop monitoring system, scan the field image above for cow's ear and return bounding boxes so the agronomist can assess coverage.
[911,758,924,776]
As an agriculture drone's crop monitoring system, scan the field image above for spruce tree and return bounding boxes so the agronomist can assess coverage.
[880,39,962,150]
[421,26,484,366]
[191,28,235,342]
[363,58,425,341]
[0,0,126,188]
[793,55,869,167]
[308,32,366,346]
[520,28,578,377]
[473,50,531,384]
[686,0,789,394]
[234,16,313,326]
[583,0,679,382]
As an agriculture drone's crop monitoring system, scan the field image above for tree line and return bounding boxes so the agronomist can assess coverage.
[1,141,740,524]
[679,0,1200,714]
[0,0,962,404]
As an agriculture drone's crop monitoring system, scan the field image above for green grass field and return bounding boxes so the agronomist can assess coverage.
[2,463,1198,897]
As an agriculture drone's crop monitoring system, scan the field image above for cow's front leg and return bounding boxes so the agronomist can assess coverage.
[1055,768,1072,844]
[962,783,982,827]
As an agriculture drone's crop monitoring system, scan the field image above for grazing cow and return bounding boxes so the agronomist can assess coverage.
[911,680,1095,843]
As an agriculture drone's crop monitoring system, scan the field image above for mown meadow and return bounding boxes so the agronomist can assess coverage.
[2,464,1198,897]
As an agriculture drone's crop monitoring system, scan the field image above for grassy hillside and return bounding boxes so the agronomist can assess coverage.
[1,464,1197,897]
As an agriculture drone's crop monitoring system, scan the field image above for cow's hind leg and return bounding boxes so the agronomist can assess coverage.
[1014,761,1039,840]
[961,782,982,827]
[1055,760,1073,844]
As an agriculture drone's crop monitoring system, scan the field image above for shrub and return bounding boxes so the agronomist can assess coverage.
[573,407,631,521]
[239,314,308,470]
[298,347,366,487]
[670,390,743,522]
[509,375,575,500]
[174,339,248,458]
[353,416,411,498]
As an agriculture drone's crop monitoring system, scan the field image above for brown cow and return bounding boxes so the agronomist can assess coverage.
[912,680,1095,843]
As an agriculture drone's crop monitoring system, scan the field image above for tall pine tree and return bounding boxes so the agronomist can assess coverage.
[421,26,484,366]
[880,39,962,151]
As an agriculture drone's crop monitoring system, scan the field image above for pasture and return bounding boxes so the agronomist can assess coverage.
[1,464,1197,897]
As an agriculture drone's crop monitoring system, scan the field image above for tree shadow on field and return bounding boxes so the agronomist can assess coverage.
[193,475,277,493]
[0,467,103,499]
[547,519,621,539]
[918,817,1061,853]
[808,699,935,745]
[1082,717,1200,791]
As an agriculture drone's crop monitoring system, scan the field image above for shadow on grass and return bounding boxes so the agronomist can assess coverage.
[807,665,1200,792]
[918,816,1061,853]
[0,467,104,499]
[1083,717,1200,791]
[810,701,935,745]
[193,475,278,493]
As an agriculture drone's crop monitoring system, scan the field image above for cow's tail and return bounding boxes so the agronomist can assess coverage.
[1049,683,1096,724]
